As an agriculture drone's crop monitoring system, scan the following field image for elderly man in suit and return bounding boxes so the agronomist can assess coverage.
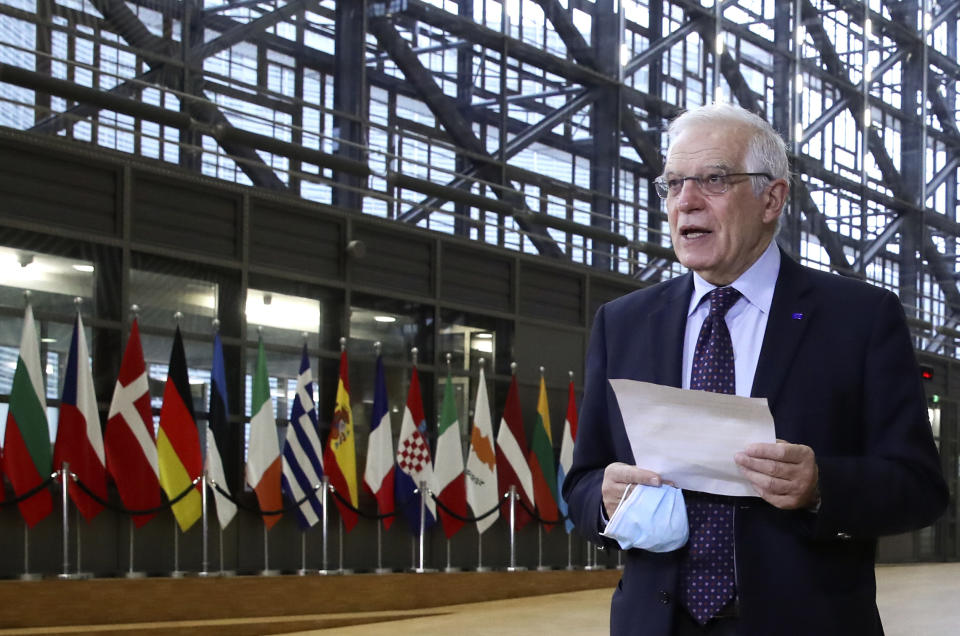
[562,102,947,636]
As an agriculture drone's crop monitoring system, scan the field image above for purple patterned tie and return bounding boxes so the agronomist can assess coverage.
[680,286,741,624]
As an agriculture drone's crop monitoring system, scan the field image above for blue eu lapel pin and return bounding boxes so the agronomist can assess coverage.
[792,312,804,320]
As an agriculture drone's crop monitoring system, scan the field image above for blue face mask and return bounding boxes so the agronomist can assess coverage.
[601,484,689,552]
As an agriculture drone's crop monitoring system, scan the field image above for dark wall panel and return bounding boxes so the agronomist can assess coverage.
[250,200,343,279]
[519,264,583,325]
[440,244,513,312]
[588,278,643,324]
[351,224,432,296]
[132,175,240,258]
[0,144,117,236]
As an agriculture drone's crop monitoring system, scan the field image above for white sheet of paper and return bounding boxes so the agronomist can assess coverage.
[609,379,777,497]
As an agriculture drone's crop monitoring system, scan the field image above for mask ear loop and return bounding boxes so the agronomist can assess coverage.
[611,483,635,519]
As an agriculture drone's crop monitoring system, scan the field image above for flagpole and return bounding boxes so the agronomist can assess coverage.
[18,293,41,582]
[474,358,490,573]
[126,517,144,578]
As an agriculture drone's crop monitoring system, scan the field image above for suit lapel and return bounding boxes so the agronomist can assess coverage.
[645,274,692,388]
[751,250,815,405]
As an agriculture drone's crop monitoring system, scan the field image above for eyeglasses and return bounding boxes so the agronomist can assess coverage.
[653,172,774,199]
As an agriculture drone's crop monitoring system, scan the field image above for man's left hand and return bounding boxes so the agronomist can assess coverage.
[735,441,819,510]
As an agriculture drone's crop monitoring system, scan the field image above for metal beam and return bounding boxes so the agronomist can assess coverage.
[368,16,565,258]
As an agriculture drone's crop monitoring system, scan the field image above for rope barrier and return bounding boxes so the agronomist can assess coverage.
[0,473,56,507]
[516,495,567,526]
[429,490,502,522]
[209,480,324,516]
[71,473,202,515]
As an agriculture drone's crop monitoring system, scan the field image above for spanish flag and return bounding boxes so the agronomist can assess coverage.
[322,350,358,531]
[157,327,203,532]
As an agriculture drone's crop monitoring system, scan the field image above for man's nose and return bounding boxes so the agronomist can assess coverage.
[675,178,704,211]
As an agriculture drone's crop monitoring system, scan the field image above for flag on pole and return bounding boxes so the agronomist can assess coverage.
[53,313,107,521]
[281,344,325,529]
[363,353,395,530]
[557,375,577,533]
[465,366,499,534]
[105,318,160,527]
[206,332,237,529]
[395,363,436,532]
[528,373,559,531]
[434,370,467,539]
[496,371,535,529]
[3,305,53,527]
[323,350,359,531]
[157,327,203,532]
[247,338,283,530]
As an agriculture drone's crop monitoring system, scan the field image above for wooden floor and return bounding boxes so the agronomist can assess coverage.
[0,563,957,635]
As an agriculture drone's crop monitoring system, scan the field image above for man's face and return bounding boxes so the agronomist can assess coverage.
[664,123,784,286]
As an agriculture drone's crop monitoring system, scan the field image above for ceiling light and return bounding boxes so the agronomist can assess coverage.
[374,315,397,323]
[474,332,493,339]
[72,264,94,273]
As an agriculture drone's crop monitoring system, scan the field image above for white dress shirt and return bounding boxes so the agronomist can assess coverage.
[682,240,781,397]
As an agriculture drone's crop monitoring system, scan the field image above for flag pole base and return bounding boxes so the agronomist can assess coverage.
[443,566,461,573]
[536,565,552,572]
[56,573,83,580]
[197,570,217,578]
[410,567,436,574]
[374,567,393,574]
[506,566,527,572]
[258,569,281,576]
[218,570,236,577]
[474,566,492,572]
[316,569,340,576]
[583,565,605,571]
[19,573,42,581]
[168,570,186,578]
[124,571,147,579]
[296,569,313,576]
[565,564,578,571]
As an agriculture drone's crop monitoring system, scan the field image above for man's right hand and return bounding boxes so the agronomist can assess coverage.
[601,462,670,518]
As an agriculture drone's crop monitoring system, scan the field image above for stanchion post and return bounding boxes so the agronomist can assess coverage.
[171,516,184,578]
[59,463,71,579]
[318,476,331,575]
[199,470,210,576]
[415,480,427,573]
[506,485,525,572]
[476,529,489,572]
[566,532,574,570]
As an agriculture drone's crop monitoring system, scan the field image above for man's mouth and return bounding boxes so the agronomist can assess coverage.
[681,227,711,239]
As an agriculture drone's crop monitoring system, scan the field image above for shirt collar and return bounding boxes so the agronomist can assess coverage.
[688,240,781,316]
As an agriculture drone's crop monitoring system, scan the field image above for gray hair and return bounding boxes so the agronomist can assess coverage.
[667,103,789,196]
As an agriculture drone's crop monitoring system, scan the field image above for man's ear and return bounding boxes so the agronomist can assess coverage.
[762,179,789,224]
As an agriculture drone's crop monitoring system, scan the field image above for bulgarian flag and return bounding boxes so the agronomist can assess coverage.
[434,371,467,539]
[3,305,53,527]
[528,373,559,531]
[246,338,283,529]
[496,371,534,529]
[53,313,107,521]
[322,350,359,531]
[157,327,203,532]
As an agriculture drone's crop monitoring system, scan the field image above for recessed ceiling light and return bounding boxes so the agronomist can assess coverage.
[40,338,57,343]
[474,332,493,339]
[374,315,396,323]
[72,264,94,273]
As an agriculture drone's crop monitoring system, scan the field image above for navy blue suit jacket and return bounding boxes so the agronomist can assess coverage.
[562,251,948,636]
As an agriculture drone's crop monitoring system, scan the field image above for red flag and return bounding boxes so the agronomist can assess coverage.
[496,373,535,529]
[322,351,359,531]
[53,314,107,521]
[105,319,161,527]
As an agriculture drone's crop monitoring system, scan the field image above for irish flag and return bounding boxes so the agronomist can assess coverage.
[3,305,53,527]
[528,373,559,531]
[434,371,466,539]
[247,338,283,529]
